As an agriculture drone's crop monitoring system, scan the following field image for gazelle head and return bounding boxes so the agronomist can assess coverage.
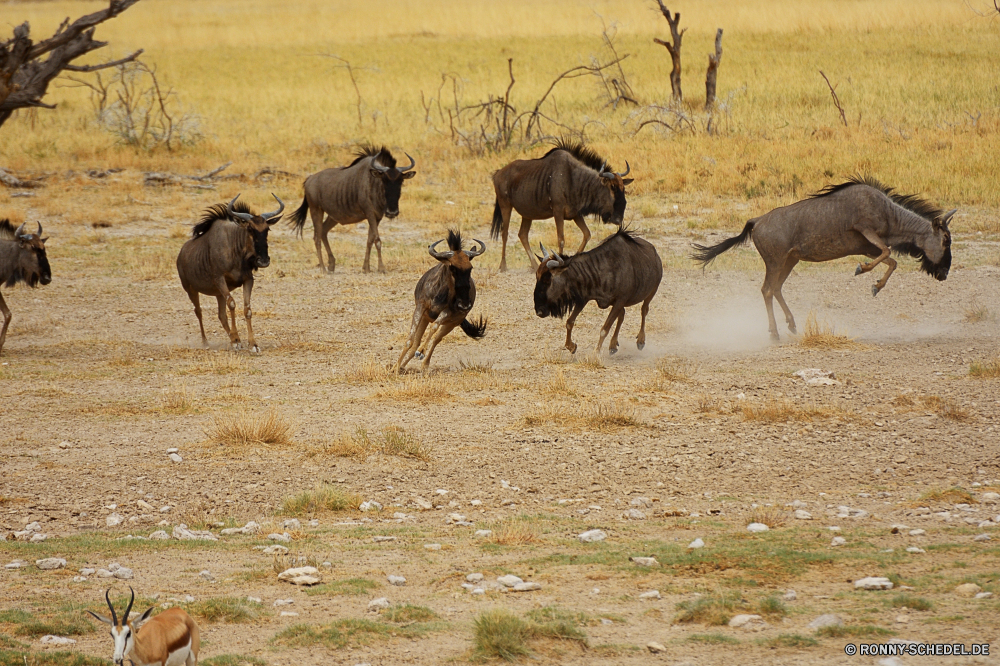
[87,588,154,665]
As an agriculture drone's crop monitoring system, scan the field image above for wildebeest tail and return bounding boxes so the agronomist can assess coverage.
[489,200,503,241]
[691,220,755,266]
[288,195,310,238]
[460,315,488,339]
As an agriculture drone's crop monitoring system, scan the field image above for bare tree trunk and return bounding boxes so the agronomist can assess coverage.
[653,1,685,103]
[704,29,723,111]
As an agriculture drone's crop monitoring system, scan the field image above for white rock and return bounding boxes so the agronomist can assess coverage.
[387,575,406,586]
[35,558,66,570]
[747,523,769,533]
[471,588,485,595]
[148,530,170,540]
[168,453,183,463]
[783,590,797,601]
[106,513,125,527]
[423,543,441,551]
[308,519,319,527]
[24,521,41,532]
[647,642,667,654]
[172,524,217,541]
[95,569,114,578]
[445,513,466,524]
[273,599,294,606]
[470,499,482,506]
[630,497,652,508]
[220,521,260,536]
[30,533,48,542]
[136,500,154,511]
[367,597,391,611]
[828,526,841,531]
[908,529,926,536]
[807,614,843,630]
[831,536,846,547]
[278,567,321,586]
[411,497,432,510]
[639,590,661,600]
[267,532,291,542]
[160,506,172,513]
[790,500,808,508]
[166,447,179,454]
[5,560,27,569]
[578,529,607,543]
[72,576,87,582]
[261,545,289,555]
[513,582,541,592]
[435,489,449,495]
[975,591,994,599]
[466,573,484,583]
[906,547,925,554]
[199,570,214,581]
[113,567,134,580]
[359,500,382,512]
[728,614,765,628]
[688,538,705,549]
[184,595,195,603]
[474,530,492,538]
[80,568,96,576]
[282,519,301,530]
[627,508,646,520]
[973,533,991,542]
[855,577,893,590]
[955,583,982,597]
[630,556,659,567]
[247,597,261,603]
[793,509,812,520]
[497,575,523,588]
[40,636,76,645]
[279,611,298,617]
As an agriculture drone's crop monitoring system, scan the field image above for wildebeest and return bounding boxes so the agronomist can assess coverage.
[0,220,51,356]
[288,145,415,273]
[691,175,955,340]
[176,193,284,353]
[490,140,633,271]
[396,230,487,373]
[534,228,662,355]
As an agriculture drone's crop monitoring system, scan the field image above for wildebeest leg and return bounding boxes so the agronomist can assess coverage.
[242,279,259,354]
[554,213,566,255]
[636,297,652,350]
[596,305,625,354]
[215,279,241,349]
[420,321,458,373]
[572,216,591,255]
[414,322,439,360]
[186,289,208,347]
[564,302,586,354]
[372,219,386,274]
[397,311,431,372]
[773,255,800,334]
[311,206,329,271]
[319,219,337,273]
[0,290,11,356]
[871,256,898,296]
[517,217,538,269]
[761,261,782,341]
[362,218,385,274]
[498,202,513,272]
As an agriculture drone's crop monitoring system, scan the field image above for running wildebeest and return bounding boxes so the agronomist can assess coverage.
[691,175,955,340]
[288,145,415,273]
[490,140,633,271]
[0,220,51,356]
[176,193,284,353]
[534,228,662,355]
[396,230,487,373]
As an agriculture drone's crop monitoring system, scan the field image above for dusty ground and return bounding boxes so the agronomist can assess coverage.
[2,174,1000,665]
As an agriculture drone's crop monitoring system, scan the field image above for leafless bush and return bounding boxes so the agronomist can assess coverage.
[629,85,744,137]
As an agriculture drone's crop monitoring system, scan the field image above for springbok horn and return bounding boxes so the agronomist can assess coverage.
[123,587,135,623]
[14,223,28,239]
[428,239,454,260]
[616,160,631,178]
[227,194,253,222]
[465,238,487,258]
[261,193,285,221]
[105,589,118,627]
[398,152,416,173]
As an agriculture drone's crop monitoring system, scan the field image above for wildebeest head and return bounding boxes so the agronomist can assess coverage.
[597,161,633,225]
[896,208,954,282]
[370,151,416,219]
[533,243,574,319]
[227,193,285,269]
[5,221,51,288]
[428,230,485,312]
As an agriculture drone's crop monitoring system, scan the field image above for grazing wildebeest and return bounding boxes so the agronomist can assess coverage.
[288,145,415,273]
[87,587,199,666]
[534,228,662,355]
[396,230,487,373]
[691,175,955,340]
[0,220,51,356]
[490,140,633,271]
[176,193,284,353]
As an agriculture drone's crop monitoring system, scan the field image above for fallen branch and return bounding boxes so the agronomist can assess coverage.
[254,167,299,180]
[0,168,43,188]
[144,162,233,185]
[192,161,231,180]
[819,70,848,127]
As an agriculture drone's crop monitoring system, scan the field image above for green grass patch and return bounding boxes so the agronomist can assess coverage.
[186,597,264,623]
[756,595,787,618]
[0,637,27,651]
[472,608,587,662]
[304,577,380,597]
[759,634,819,648]
[0,651,110,666]
[817,624,895,638]
[381,604,437,624]
[14,618,94,638]
[889,594,933,611]
[281,484,362,515]
[0,610,33,624]
[525,607,589,626]
[675,593,742,626]
[200,655,266,666]
[687,633,739,645]
[272,617,438,650]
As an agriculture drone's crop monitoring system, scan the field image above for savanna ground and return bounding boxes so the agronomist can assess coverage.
[2,1,1000,664]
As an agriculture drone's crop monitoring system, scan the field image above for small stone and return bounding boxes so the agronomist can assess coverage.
[578,529,607,543]
[411,497,432,510]
[975,591,993,599]
[160,506,172,513]
[854,577,893,590]
[5,560,27,569]
[828,526,841,531]
[282,518,301,530]
[368,597,391,611]
[372,536,397,543]
[35,558,66,570]
[877,658,906,666]
[80,568,96,576]
[647,642,667,654]
[267,532,291,542]
[497,575,523,588]
[895,614,909,624]
[273,599,294,607]
[172,524,217,541]
[168,453,182,463]
[40,636,76,645]
[166,447,179,454]
[955,583,982,597]
[687,538,704,549]
[513,582,541,592]
[58,441,71,449]
[95,569,113,578]
[262,545,289,555]
[470,499,482,506]
[113,567,134,580]
[466,573,484,583]
[199,570,214,581]
[639,590,661,600]
[794,509,812,520]
[247,597,261,603]
[807,614,843,630]
[184,595,196,603]
[474,530,492,538]
[278,567,322,586]
[908,529,926,536]
[387,575,406,586]
[136,500,154,511]
[279,611,298,617]
[906,547,925,554]
[747,522,769,533]
[973,533,991,542]
[790,500,808,508]
[106,513,124,527]
[445,513,466,524]
[148,530,169,540]
[890,524,909,534]
[630,556,659,567]
[359,500,382,512]
[630,497,652,508]
[471,588,485,595]
[728,614,765,628]
[783,590,797,601]
[423,543,441,551]
[831,536,846,547]
[981,492,1000,503]
[308,519,319,527]
[30,533,47,542]
[627,508,646,520]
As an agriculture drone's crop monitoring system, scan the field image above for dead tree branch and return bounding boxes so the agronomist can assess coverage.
[319,54,376,129]
[819,70,848,127]
[653,1,686,102]
[705,29,723,111]
[593,17,638,109]
[0,0,142,130]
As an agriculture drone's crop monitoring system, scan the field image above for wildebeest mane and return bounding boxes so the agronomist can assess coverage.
[0,219,16,241]
[192,200,255,238]
[596,226,640,248]
[811,175,946,224]
[349,144,396,169]
[447,229,463,253]
[543,138,611,174]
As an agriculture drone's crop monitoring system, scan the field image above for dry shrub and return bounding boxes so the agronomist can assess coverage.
[587,400,640,428]
[576,352,604,369]
[919,486,975,505]
[207,408,292,448]
[488,518,543,546]
[160,384,192,413]
[745,505,788,528]
[344,356,393,383]
[108,340,139,367]
[740,397,839,422]
[969,358,1000,379]
[545,369,575,396]
[655,357,696,382]
[282,484,362,514]
[894,394,968,420]
[372,376,450,403]
[695,394,722,413]
[459,358,495,373]
[523,400,641,430]
[271,553,321,575]
[963,299,992,323]
[798,312,860,349]
[181,352,251,376]
[316,426,430,461]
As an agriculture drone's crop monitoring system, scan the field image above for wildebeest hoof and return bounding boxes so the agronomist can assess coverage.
[414,351,424,360]
[769,332,780,341]
[566,343,578,354]
[636,341,645,350]
[609,347,618,355]
[788,325,797,334]
[249,346,260,354]
[855,264,863,276]
[872,284,881,297]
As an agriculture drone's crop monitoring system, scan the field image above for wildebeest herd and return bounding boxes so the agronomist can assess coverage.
[1,142,957,364]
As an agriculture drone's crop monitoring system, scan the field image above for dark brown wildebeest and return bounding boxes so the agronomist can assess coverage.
[534,228,662,355]
[692,175,955,340]
[288,145,415,274]
[490,140,633,271]
[396,230,487,373]
[0,220,51,356]
[176,193,284,353]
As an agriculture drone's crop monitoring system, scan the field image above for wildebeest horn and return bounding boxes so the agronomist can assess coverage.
[261,193,285,221]
[371,159,390,174]
[227,194,254,222]
[105,588,118,626]
[616,160,631,178]
[941,209,957,226]
[14,222,29,240]
[123,587,135,623]
[428,239,454,260]
[398,152,415,173]
[539,243,551,261]
[466,238,486,258]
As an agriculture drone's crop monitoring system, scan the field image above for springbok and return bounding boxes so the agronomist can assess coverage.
[87,588,199,666]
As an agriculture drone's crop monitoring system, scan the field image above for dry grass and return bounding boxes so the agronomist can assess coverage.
[523,400,642,430]
[180,352,252,376]
[343,356,394,383]
[159,384,193,413]
[893,393,969,420]
[487,517,543,546]
[695,394,724,413]
[107,340,139,367]
[744,505,788,529]
[798,313,860,349]
[963,299,992,323]
[372,376,451,403]
[919,486,976,505]
[127,249,175,281]
[576,353,604,369]
[315,426,430,461]
[740,397,842,422]
[969,358,1000,379]
[655,357,696,383]
[206,408,293,448]
[458,358,495,373]
[544,369,576,396]
[282,484,362,514]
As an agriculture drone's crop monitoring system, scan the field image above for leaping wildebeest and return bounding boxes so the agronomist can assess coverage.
[87,587,200,666]
[288,145,415,273]
[534,228,662,355]
[691,175,955,340]
[490,140,633,271]
[176,193,284,352]
[0,219,51,356]
[396,230,487,373]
